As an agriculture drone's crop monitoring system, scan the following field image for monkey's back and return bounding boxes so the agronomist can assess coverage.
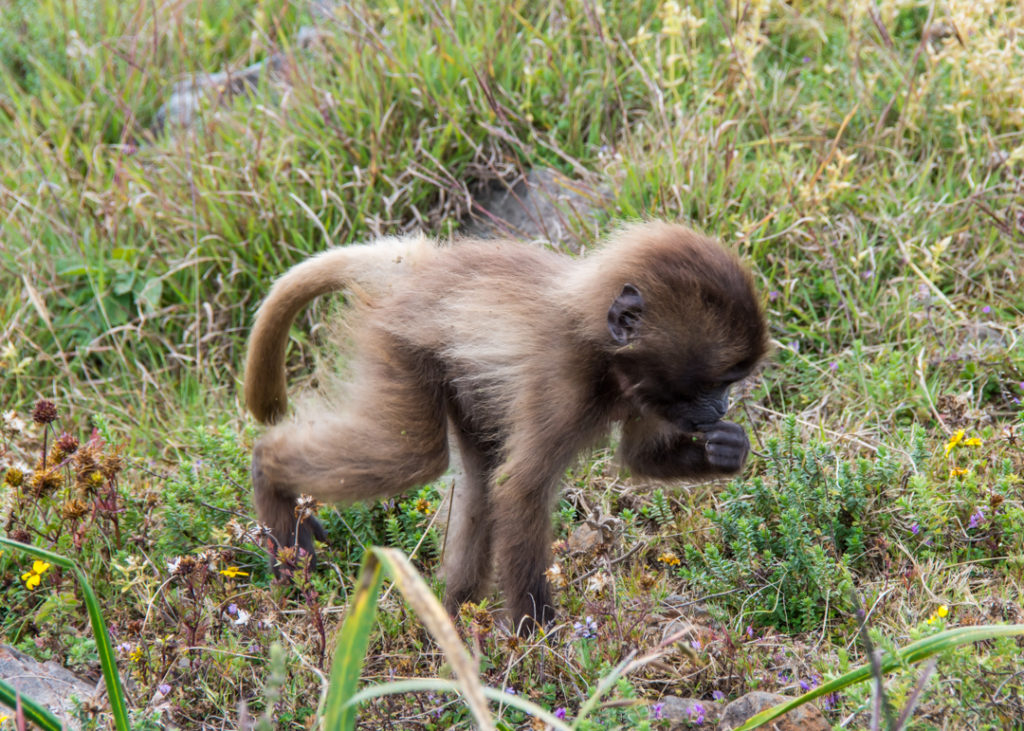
[370,239,582,435]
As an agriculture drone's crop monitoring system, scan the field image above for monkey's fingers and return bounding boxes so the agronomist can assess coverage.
[702,422,750,472]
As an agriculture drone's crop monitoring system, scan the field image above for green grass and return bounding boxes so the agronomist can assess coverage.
[2,0,1023,728]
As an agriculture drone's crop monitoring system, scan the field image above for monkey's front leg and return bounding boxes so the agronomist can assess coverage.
[490,464,559,634]
[442,430,498,614]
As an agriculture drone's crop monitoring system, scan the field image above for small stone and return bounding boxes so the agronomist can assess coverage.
[659,696,724,728]
[717,691,829,731]
[568,522,605,553]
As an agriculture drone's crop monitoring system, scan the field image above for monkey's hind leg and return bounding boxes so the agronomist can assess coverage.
[251,357,450,567]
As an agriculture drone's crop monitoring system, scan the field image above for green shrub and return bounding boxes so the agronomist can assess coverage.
[682,416,902,632]
[156,425,255,557]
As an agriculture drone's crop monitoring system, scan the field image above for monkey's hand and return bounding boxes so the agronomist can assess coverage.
[697,420,750,473]
[622,416,750,478]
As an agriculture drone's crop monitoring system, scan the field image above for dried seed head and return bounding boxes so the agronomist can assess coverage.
[174,556,199,577]
[61,498,89,521]
[469,604,494,635]
[3,467,24,488]
[47,445,68,467]
[32,399,58,425]
[293,495,320,522]
[56,432,80,454]
[72,441,99,466]
[9,528,30,543]
[100,452,124,480]
[30,468,64,497]
[75,468,104,496]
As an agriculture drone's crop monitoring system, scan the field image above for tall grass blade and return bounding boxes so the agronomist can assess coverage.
[321,547,496,729]
[321,549,384,731]
[346,678,572,731]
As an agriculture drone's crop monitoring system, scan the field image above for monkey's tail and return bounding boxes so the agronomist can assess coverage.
[244,235,429,424]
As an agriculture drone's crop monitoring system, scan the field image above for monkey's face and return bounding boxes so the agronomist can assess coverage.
[602,260,765,427]
[611,353,750,431]
[606,281,764,431]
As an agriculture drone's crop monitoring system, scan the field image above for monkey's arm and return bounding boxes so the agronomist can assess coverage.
[619,416,749,478]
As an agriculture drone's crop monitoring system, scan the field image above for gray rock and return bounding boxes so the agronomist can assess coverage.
[154,56,283,132]
[462,167,609,247]
[658,695,724,728]
[717,690,829,730]
[154,26,328,133]
[0,644,98,728]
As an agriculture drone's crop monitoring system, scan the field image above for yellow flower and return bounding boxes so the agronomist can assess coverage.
[414,497,433,514]
[949,467,968,478]
[129,647,143,662]
[219,566,249,579]
[21,560,52,590]
[926,604,951,625]
[657,551,681,566]
[964,437,982,447]
[944,429,965,456]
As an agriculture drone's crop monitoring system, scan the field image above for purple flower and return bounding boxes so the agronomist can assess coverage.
[157,683,171,695]
[769,290,780,301]
[829,361,838,371]
[799,675,819,692]
[117,642,131,653]
[651,702,665,720]
[910,522,919,535]
[969,508,985,529]
[690,638,702,651]
[802,56,811,63]
[746,625,754,639]
[823,692,840,711]
[688,702,705,724]
[227,603,238,615]
[712,690,726,701]
[574,615,598,639]
[982,305,991,314]
[554,707,566,720]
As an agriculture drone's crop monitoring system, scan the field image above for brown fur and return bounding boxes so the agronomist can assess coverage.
[244,222,768,631]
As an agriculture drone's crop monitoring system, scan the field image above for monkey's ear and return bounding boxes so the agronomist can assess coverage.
[607,283,645,346]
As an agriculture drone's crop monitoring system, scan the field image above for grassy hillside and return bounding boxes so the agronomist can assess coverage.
[1,1,1022,728]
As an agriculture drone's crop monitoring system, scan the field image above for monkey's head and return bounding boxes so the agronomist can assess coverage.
[597,223,769,430]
